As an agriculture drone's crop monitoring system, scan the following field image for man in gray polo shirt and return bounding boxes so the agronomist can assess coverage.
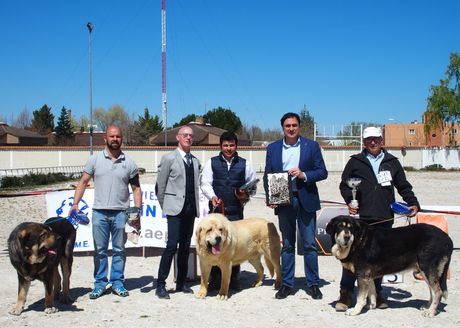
[70,125,142,299]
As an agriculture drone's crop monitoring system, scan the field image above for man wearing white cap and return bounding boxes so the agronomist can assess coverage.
[336,126,420,311]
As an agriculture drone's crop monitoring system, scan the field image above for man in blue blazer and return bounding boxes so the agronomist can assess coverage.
[264,112,328,300]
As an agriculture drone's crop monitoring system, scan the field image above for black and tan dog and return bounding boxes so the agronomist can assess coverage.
[8,217,76,315]
[326,215,453,317]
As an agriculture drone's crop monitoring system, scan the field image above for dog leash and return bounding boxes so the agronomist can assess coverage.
[368,214,409,226]
[210,199,225,215]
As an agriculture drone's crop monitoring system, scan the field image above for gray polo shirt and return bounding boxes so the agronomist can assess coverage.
[84,148,138,210]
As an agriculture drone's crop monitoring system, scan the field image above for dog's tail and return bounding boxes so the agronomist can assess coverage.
[264,256,275,277]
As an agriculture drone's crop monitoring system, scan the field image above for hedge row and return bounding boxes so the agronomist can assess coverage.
[0,173,78,189]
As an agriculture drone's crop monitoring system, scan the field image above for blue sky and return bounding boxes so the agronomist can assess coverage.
[0,0,458,132]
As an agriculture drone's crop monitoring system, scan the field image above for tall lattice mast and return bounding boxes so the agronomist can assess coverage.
[161,0,167,145]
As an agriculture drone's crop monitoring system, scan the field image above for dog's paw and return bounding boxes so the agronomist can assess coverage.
[274,280,281,290]
[195,288,207,299]
[44,307,59,314]
[252,281,263,288]
[9,306,24,316]
[421,309,437,318]
[216,294,228,301]
[59,293,74,304]
[345,307,361,316]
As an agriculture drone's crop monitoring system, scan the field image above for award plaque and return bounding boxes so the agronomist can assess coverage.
[266,172,292,206]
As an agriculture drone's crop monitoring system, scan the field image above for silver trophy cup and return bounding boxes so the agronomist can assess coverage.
[346,178,362,210]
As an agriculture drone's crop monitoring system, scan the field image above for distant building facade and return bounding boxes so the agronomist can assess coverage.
[149,120,250,146]
[0,123,48,146]
[384,119,460,148]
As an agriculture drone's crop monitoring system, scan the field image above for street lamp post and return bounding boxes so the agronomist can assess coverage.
[87,22,94,155]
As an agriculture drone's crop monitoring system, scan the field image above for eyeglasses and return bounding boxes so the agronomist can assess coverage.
[179,133,194,138]
[364,137,382,143]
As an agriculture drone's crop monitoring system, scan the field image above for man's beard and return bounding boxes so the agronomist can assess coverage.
[107,141,121,150]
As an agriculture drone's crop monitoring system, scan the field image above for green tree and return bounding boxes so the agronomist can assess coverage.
[131,108,164,145]
[203,107,242,132]
[31,104,54,135]
[54,107,74,145]
[336,122,380,145]
[173,114,198,128]
[93,105,133,143]
[74,116,90,132]
[299,106,315,139]
[425,52,460,132]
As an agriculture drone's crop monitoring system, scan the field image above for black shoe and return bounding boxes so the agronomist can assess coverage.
[229,279,242,291]
[176,284,193,294]
[376,294,388,309]
[275,285,294,299]
[306,285,323,300]
[155,285,170,299]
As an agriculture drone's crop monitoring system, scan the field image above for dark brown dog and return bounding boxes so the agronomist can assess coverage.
[326,215,453,317]
[8,217,76,315]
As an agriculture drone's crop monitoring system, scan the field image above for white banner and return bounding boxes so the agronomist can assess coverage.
[45,184,210,252]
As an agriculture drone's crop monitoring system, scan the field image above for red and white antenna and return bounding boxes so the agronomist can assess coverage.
[161,0,167,145]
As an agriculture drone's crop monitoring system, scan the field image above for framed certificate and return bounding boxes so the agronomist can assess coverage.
[266,172,292,206]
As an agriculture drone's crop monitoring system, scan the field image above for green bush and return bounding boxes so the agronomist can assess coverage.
[422,164,445,171]
[403,166,417,171]
[0,172,77,189]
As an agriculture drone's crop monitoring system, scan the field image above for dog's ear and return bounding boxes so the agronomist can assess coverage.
[325,217,336,235]
[195,226,203,247]
[352,217,363,234]
[17,228,30,248]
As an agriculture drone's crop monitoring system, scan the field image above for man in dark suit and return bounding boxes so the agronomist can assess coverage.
[155,125,201,299]
[264,112,328,300]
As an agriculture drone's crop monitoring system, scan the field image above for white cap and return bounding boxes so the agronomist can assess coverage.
[363,127,382,139]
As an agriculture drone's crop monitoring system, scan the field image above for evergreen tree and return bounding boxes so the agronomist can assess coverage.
[203,107,242,132]
[31,104,54,134]
[55,106,74,144]
[173,114,198,128]
[299,106,315,139]
[131,108,163,145]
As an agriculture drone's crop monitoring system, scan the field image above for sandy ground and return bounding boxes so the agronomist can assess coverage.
[0,171,459,328]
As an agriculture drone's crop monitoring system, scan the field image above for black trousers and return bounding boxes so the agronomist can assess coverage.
[209,213,242,286]
[157,213,195,286]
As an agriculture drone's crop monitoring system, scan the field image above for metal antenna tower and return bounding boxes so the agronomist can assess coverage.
[161,0,167,145]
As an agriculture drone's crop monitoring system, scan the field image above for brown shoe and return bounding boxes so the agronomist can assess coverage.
[335,288,353,312]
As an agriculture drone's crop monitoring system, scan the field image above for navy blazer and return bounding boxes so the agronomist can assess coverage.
[263,136,328,213]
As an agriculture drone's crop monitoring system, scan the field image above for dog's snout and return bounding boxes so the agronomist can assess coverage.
[215,236,221,244]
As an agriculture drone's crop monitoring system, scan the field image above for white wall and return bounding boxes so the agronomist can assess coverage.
[1,147,459,175]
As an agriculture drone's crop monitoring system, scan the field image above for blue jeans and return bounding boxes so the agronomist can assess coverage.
[92,209,127,289]
[277,196,319,288]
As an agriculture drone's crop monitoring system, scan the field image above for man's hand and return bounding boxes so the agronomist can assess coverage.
[288,167,305,180]
[211,196,221,207]
[407,205,418,217]
[127,207,141,232]
[68,204,79,218]
[347,203,359,215]
[235,189,249,204]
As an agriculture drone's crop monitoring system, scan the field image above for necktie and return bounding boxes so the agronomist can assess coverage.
[186,153,192,166]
